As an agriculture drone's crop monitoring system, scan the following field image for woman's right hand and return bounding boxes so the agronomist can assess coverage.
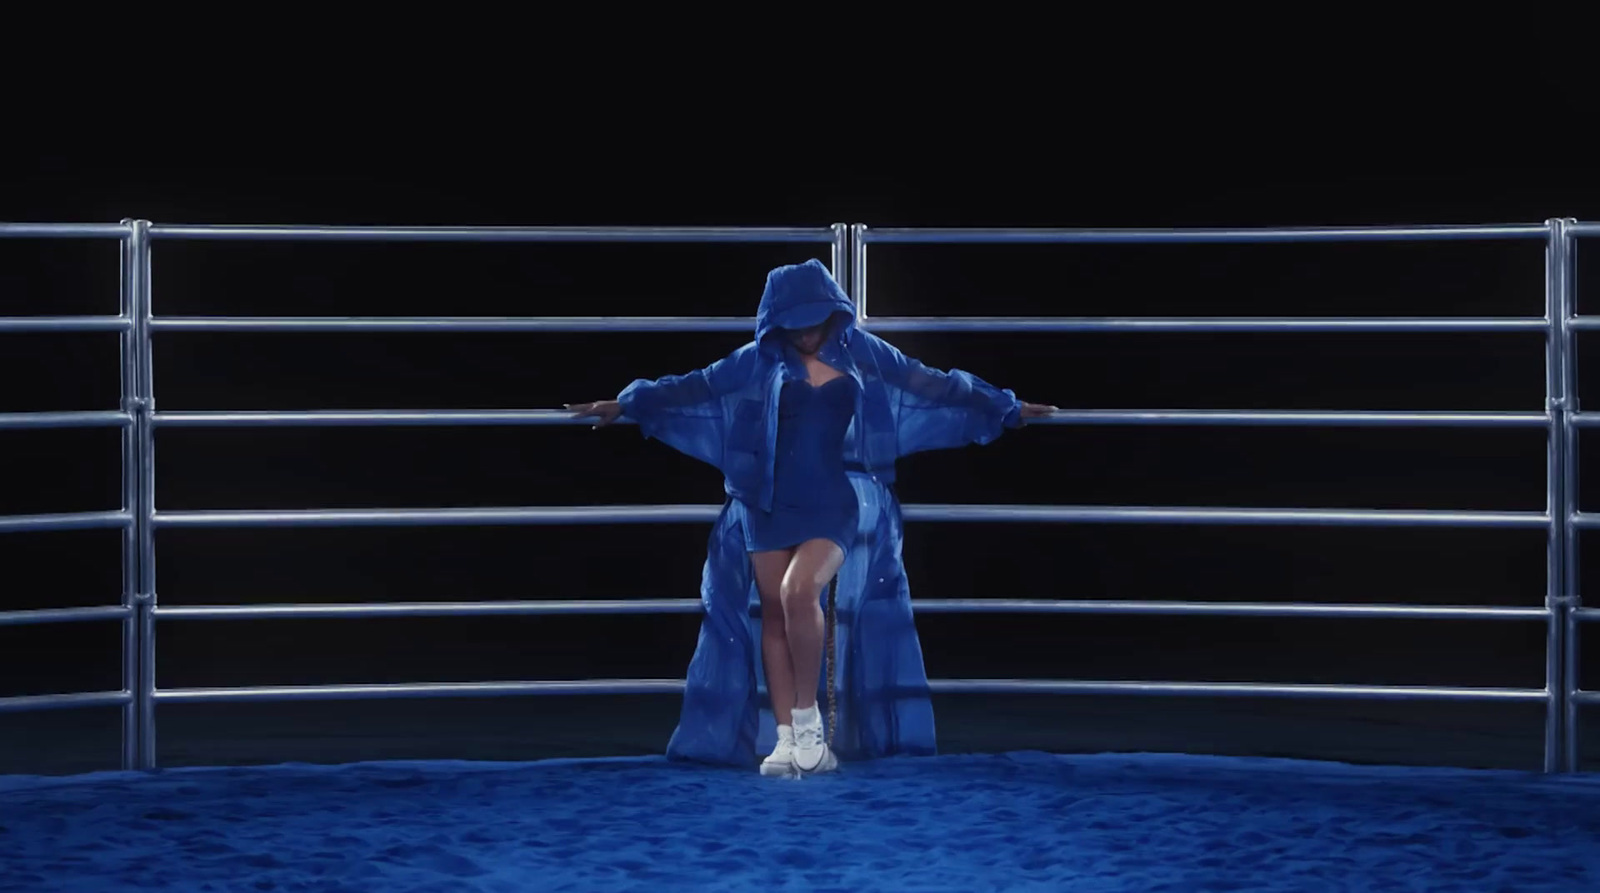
[566,400,623,428]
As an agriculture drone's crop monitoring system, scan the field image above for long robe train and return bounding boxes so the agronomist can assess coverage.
[665,471,936,768]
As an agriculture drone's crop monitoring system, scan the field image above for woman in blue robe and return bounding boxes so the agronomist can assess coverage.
[569,259,1054,775]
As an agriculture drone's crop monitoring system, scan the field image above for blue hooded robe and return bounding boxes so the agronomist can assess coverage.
[617,259,1024,767]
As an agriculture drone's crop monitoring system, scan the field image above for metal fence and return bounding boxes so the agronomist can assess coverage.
[0,218,1587,773]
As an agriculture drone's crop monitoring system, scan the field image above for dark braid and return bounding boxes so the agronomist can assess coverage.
[826,576,837,750]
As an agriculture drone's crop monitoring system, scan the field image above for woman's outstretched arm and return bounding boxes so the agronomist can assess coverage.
[568,344,758,469]
[861,332,1055,456]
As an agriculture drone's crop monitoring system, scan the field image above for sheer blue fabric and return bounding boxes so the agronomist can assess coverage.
[614,259,1024,767]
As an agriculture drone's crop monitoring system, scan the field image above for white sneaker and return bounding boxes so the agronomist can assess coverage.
[760,725,798,777]
[790,706,838,775]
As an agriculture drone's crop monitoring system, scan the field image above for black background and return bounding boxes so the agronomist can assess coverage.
[4,53,1599,775]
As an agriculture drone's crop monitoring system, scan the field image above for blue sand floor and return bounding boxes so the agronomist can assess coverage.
[3,751,1600,892]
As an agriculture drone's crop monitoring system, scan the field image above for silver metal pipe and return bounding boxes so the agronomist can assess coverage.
[1544,218,1568,773]
[925,679,1549,701]
[150,316,758,333]
[118,221,140,772]
[149,599,1545,622]
[0,691,134,714]
[0,411,131,430]
[154,680,690,703]
[152,505,724,528]
[0,316,132,333]
[147,504,1547,530]
[1559,218,1583,772]
[0,511,132,533]
[830,223,847,290]
[145,679,1547,705]
[858,317,1547,333]
[900,504,1548,529]
[851,223,867,320]
[0,606,133,627]
[1569,608,1583,771]
[0,223,132,238]
[131,219,158,771]
[155,600,705,620]
[149,408,1548,430]
[1028,410,1548,428]
[152,410,633,428]
[138,603,156,769]
[147,225,837,243]
[145,316,1547,334]
[911,600,1547,620]
[862,225,1550,244]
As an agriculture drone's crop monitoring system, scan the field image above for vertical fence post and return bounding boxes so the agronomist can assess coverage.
[1545,218,1574,773]
[117,219,141,770]
[130,219,158,771]
[1558,218,1581,772]
[850,224,867,322]
[830,223,849,292]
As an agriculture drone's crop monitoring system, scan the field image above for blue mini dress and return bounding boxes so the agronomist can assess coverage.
[741,374,861,555]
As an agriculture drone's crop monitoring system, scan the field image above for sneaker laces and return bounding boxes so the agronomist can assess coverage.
[764,728,796,760]
[794,720,825,752]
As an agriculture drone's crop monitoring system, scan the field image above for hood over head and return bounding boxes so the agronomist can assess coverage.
[754,259,856,351]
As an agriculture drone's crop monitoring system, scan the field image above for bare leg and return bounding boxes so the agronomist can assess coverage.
[782,539,845,711]
[751,549,796,727]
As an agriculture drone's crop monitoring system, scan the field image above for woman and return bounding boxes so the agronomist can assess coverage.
[569,259,1053,777]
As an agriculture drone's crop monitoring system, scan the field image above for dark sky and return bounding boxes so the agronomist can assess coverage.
[4,53,1595,227]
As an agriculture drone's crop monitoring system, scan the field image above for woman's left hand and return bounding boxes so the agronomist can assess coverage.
[1019,402,1058,420]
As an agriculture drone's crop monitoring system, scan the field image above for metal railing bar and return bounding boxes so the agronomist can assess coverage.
[147,225,837,242]
[0,223,131,238]
[147,678,1548,705]
[150,599,1546,622]
[859,317,1547,333]
[150,316,757,333]
[148,505,1548,530]
[0,691,133,714]
[0,317,132,333]
[0,606,133,627]
[0,411,131,430]
[0,511,133,534]
[150,409,1550,429]
[861,225,1549,244]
